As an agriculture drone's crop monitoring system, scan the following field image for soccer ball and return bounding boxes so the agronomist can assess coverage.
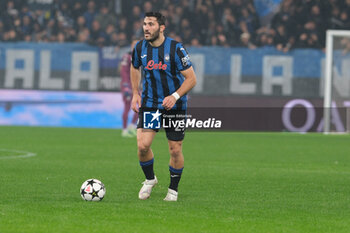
[80,178,106,201]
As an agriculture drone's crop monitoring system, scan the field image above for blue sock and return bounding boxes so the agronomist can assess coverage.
[169,166,183,191]
[140,158,155,180]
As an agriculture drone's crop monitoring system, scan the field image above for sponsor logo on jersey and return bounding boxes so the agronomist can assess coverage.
[145,60,167,70]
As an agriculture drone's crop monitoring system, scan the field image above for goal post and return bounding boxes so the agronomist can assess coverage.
[323,30,350,134]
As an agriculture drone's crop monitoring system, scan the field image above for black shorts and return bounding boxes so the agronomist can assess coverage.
[137,108,186,141]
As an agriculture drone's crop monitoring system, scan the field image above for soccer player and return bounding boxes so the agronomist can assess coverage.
[120,40,139,137]
[130,12,197,201]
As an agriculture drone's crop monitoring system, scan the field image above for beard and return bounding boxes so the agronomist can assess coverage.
[145,28,160,42]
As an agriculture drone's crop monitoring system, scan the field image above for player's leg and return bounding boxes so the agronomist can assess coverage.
[122,93,132,137]
[126,92,138,136]
[163,110,186,201]
[137,128,156,177]
[131,110,138,125]
[125,99,137,136]
[122,101,130,130]
[164,139,184,201]
[168,139,184,185]
[137,128,158,200]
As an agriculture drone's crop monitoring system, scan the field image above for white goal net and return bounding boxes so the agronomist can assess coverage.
[323,30,350,134]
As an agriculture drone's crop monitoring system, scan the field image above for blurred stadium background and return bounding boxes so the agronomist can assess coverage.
[1,1,350,233]
[0,0,350,132]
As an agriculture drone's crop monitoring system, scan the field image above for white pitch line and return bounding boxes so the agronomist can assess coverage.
[0,149,37,159]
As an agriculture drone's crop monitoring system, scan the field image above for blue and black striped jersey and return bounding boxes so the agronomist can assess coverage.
[131,37,192,110]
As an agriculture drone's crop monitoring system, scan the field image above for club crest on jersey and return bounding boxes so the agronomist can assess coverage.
[145,60,167,70]
[165,54,170,61]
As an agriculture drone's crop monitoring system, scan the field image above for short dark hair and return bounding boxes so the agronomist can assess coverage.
[145,12,166,26]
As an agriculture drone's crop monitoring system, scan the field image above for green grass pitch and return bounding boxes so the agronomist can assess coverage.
[0,126,350,233]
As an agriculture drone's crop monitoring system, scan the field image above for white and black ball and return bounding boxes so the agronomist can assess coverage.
[80,179,106,201]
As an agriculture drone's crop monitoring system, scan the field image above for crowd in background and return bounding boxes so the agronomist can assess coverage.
[259,0,350,51]
[1,0,350,51]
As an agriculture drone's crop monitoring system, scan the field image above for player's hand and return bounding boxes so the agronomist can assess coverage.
[162,95,176,111]
[131,94,141,113]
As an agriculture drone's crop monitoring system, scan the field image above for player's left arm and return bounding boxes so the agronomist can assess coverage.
[162,67,197,110]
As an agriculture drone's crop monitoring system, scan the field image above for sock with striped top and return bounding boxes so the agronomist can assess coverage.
[140,158,155,180]
[169,166,183,191]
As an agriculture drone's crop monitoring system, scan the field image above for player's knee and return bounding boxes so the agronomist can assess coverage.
[138,141,151,155]
[169,143,182,157]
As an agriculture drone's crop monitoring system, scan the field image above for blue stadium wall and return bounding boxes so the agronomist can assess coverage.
[0,42,330,96]
[0,43,349,131]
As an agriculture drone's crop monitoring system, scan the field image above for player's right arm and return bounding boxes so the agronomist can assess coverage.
[130,65,141,113]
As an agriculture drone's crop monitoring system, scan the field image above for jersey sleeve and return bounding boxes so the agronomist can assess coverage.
[175,43,192,71]
[131,41,142,69]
